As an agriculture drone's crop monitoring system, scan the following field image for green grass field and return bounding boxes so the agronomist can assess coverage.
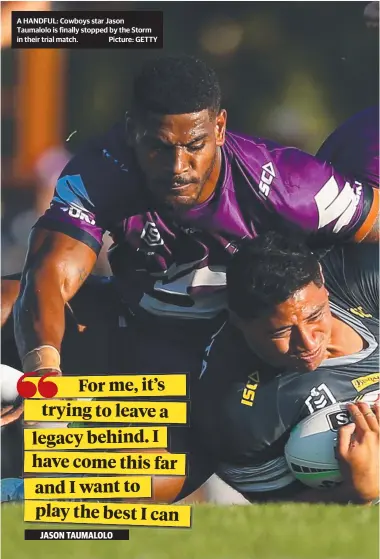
[2,503,378,559]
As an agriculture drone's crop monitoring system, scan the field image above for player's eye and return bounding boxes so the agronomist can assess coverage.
[308,310,323,322]
[270,329,290,340]
[188,142,206,152]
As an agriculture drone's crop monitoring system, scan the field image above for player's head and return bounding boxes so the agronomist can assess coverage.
[128,55,226,211]
[227,232,331,372]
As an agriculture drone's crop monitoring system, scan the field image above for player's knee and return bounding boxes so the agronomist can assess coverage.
[116,448,187,504]
[152,475,187,503]
[118,476,186,504]
[146,463,213,504]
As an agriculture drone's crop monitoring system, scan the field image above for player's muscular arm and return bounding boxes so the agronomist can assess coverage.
[14,228,97,370]
[269,148,379,244]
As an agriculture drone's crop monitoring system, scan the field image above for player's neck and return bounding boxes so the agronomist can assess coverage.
[326,316,367,359]
[197,148,222,204]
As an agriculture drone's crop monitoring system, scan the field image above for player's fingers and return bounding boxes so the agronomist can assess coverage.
[346,403,371,435]
[337,422,356,457]
[0,405,13,418]
[0,404,23,427]
[357,402,379,432]
[373,399,380,423]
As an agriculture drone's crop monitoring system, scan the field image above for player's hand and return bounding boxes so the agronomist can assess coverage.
[337,401,379,503]
[0,397,24,427]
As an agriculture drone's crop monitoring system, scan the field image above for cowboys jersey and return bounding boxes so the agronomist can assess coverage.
[191,243,379,498]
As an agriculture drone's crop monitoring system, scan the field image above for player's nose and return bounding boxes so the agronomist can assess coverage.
[292,326,319,355]
[173,147,190,176]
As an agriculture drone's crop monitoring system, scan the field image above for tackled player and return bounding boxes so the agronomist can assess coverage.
[192,233,379,504]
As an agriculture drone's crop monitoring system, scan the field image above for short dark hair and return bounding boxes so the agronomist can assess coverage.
[227,232,324,319]
[131,55,221,117]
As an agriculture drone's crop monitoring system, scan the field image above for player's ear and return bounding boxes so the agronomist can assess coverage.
[215,109,227,146]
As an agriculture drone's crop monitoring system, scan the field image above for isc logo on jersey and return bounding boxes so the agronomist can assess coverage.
[240,371,260,407]
[258,162,275,198]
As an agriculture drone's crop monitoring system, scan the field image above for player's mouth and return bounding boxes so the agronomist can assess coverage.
[170,181,196,192]
[171,184,192,191]
[294,346,323,364]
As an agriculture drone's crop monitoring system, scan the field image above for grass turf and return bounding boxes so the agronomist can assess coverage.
[2,503,378,559]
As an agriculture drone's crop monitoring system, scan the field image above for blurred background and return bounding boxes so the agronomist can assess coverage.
[2,1,379,276]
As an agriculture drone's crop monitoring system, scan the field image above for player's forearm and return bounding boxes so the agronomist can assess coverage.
[14,270,66,365]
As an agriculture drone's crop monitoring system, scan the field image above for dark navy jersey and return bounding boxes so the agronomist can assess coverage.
[33,110,378,319]
[192,244,379,494]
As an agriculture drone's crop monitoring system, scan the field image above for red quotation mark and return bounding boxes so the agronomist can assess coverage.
[17,372,59,398]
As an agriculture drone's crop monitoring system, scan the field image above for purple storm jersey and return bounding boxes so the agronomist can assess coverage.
[35,114,376,319]
[316,106,379,190]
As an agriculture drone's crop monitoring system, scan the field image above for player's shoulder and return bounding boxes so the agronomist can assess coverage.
[200,320,256,384]
[316,106,379,157]
[316,107,379,189]
[350,105,378,127]
[224,129,304,175]
[281,347,379,421]
[320,243,379,278]
[224,128,336,197]
[64,120,135,178]
[321,106,378,142]
[226,129,322,165]
[319,244,379,317]
[57,120,148,217]
[225,130,284,154]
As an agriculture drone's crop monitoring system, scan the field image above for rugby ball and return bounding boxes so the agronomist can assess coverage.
[0,364,23,405]
[285,390,379,489]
